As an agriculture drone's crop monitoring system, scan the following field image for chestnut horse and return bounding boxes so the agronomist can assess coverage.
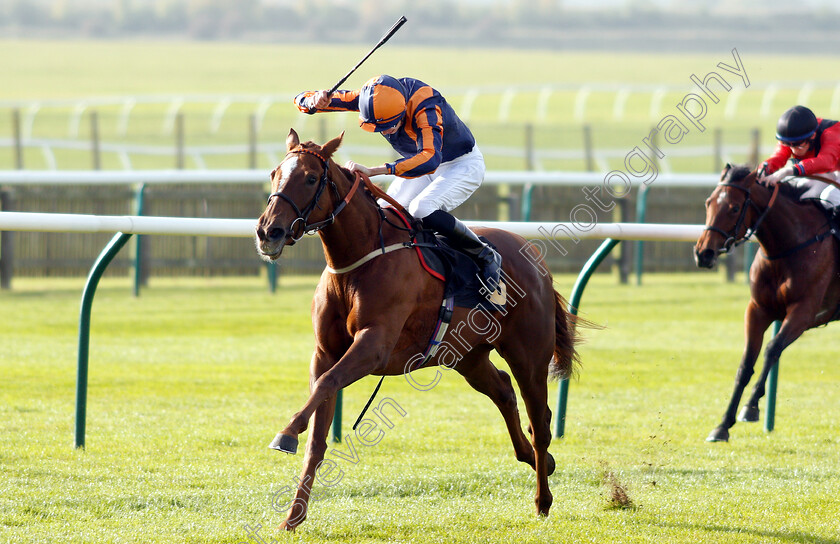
[694,164,840,442]
[254,129,580,530]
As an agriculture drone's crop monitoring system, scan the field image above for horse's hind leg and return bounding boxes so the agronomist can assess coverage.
[497,341,554,517]
[454,348,540,472]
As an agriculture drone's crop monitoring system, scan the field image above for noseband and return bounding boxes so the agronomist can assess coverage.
[267,147,361,241]
[704,181,779,253]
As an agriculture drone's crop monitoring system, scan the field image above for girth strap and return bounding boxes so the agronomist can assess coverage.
[762,226,836,261]
[351,295,455,431]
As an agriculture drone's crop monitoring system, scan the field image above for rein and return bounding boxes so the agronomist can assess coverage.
[267,147,362,240]
[268,151,425,274]
[358,173,417,233]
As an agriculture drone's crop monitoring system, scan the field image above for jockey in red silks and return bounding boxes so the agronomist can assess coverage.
[294,74,502,291]
[759,105,840,186]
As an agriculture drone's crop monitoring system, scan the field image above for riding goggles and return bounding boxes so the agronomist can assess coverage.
[359,112,404,133]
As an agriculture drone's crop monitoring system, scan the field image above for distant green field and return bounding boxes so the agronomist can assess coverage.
[3,40,840,172]
[1,272,839,543]
[2,40,838,100]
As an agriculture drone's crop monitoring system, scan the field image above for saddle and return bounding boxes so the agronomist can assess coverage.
[385,207,506,313]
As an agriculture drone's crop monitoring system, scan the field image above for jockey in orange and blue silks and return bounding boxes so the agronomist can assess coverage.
[295,75,476,179]
[293,75,502,293]
[758,105,840,186]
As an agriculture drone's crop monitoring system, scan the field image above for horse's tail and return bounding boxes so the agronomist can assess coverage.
[549,289,586,381]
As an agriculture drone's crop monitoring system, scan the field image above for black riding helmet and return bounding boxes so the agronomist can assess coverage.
[776,105,817,142]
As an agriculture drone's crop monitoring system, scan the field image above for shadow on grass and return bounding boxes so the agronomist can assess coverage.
[0,286,85,298]
[655,520,840,544]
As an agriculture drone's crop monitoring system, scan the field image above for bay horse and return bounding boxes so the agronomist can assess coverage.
[254,129,581,530]
[694,164,840,442]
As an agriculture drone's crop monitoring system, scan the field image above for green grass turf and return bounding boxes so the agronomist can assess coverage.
[1,272,839,543]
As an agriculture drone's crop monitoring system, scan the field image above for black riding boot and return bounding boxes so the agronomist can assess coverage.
[422,209,503,291]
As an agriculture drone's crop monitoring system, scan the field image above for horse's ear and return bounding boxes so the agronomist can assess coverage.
[286,129,300,151]
[321,131,345,160]
[720,163,732,181]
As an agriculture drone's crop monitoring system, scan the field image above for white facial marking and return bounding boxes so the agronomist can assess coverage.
[276,156,299,191]
[716,190,727,205]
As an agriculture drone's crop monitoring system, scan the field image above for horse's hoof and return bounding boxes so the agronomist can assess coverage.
[706,427,729,442]
[269,433,298,454]
[737,405,760,422]
[535,499,552,517]
[546,453,556,476]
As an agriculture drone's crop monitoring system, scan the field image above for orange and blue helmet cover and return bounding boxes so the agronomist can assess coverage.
[358,75,407,132]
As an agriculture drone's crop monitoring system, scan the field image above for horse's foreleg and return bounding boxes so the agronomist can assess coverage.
[708,301,770,442]
[278,395,336,532]
[272,327,396,453]
[740,306,811,422]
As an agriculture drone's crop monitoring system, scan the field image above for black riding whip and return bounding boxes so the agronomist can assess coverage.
[328,16,407,95]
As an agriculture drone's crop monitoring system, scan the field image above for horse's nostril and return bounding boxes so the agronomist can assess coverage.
[267,227,286,242]
[695,248,716,268]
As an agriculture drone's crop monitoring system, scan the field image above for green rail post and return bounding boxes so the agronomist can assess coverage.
[634,185,649,286]
[764,320,781,433]
[267,262,278,293]
[521,183,535,222]
[76,232,133,449]
[133,183,146,297]
[331,390,343,443]
[555,238,620,438]
[743,243,757,283]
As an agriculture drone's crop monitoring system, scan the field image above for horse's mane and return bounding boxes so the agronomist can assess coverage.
[725,164,753,183]
[776,180,804,202]
[726,163,792,198]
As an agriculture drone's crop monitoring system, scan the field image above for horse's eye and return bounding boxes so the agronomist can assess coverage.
[306,174,318,185]
[731,204,740,213]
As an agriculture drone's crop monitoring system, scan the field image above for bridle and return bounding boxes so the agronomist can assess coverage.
[267,147,361,241]
[704,180,779,254]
